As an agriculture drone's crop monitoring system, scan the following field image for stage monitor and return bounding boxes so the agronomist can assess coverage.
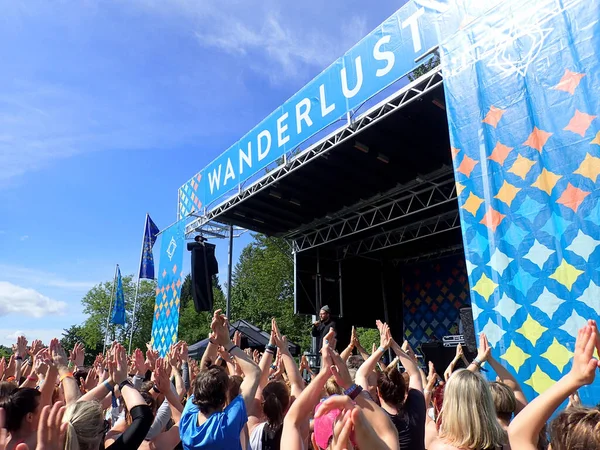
[188,241,219,312]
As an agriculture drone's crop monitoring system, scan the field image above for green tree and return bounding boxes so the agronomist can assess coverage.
[70,275,156,356]
[356,327,380,354]
[230,234,311,352]
[408,54,440,81]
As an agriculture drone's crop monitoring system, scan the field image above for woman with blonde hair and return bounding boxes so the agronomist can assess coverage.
[428,369,507,450]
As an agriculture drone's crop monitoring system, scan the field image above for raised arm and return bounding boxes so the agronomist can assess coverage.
[50,338,81,405]
[444,343,464,381]
[340,326,357,362]
[356,323,390,391]
[391,338,423,392]
[467,333,491,373]
[488,352,528,414]
[272,318,304,400]
[508,321,599,450]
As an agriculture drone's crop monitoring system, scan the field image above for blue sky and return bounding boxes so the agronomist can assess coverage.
[0,0,403,346]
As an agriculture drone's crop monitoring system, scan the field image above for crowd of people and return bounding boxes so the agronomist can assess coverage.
[0,306,599,449]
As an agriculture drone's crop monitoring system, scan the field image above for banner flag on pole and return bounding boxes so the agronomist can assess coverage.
[140,214,160,280]
[110,266,126,325]
[150,219,185,357]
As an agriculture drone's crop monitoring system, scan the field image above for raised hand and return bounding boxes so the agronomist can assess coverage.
[49,339,69,370]
[455,343,464,359]
[108,343,128,385]
[567,323,599,388]
[29,339,44,357]
[16,336,28,358]
[36,401,67,450]
[145,347,158,370]
[379,322,391,350]
[210,309,231,347]
[476,333,491,363]
[0,358,5,380]
[426,361,438,390]
[154,358,171,393]
[179,341,189,362]
[70,343,85,369]
[168,343,182,371]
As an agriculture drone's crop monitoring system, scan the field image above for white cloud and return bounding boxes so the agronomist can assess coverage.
[0,265,97,290]
[0,281,67,318]
[0,328,65,348]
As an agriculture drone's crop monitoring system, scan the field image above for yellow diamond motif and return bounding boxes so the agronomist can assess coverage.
[541,338,573,372]
[172,335,177,343]
[592,131,600,145]
[574,153,600,183]
[508,154,536,179]
[161,335,166,344]
[532,168,562,195]
[549,260,584,291]
[525,365,556,394]
[169,298,174,308]
[516,314,548,347]
[494,181,521,207]
[175,296,180,306]
[462,192,484,216]
[456,182,466,196]
[500,341,531,372]
[472,273,498,301]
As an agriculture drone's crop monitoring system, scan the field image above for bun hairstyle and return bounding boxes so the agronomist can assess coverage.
[0,388,41,432]
[62,401,105,450]
[549,406,600,450]
[377,366,406,407]
[325,377,343,396]
[262,380,290,428]
[489,381,516,423]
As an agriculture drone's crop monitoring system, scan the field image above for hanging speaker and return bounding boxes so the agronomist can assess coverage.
[459,307,477,353]
[188,241,219,312]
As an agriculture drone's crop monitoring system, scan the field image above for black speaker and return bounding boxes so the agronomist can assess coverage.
[459,307,477,353]
[189,242,219,312]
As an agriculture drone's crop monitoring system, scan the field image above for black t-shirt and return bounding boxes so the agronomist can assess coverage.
[311,319,336,350]
[385,389,426,450]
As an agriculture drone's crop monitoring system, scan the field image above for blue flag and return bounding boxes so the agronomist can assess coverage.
[139,215,160,279]
[111,266,126,325]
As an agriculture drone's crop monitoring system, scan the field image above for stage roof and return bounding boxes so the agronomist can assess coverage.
[188,68,456,253]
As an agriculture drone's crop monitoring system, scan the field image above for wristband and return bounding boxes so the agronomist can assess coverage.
[265,344,277,353]
[472,358,482,367]
[60,372,74,383]
[27,375,38,382]
[103,380,114,393]
[15,355,23,361]
[343,384,363,400]
[377,346,386,353]
[226,344,238,353]
[118,379,133,391]
[153,385,161,394]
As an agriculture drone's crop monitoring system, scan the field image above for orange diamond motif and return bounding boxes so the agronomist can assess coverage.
[574,153,600,182]
[457,155,479,177]
[171,281,176,292]
[166,308,171,318]
[155,312,160,321]
[162,269,167,278]
[508,154,536,179]
[488,142,513,165]
[172,264,178,274]
[196,173,202,182]
[553,69,585,95]
[451,147,460,159]
[456,182,466,196]
[592,131,600,146]
[480,207,506,232]
[176,279,182,288]
[532,168,562,195]
[482,106,505,128]
[557,183,590,213]
[564,110,597,137]
[155,288,160,295]
[160,286,165,294]
[524,127,553,152]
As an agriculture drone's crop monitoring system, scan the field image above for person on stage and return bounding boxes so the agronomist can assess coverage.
[311,305,336,350]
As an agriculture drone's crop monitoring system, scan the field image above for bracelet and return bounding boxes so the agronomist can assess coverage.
[265,348,276,355]
[265,344,277,353]
[103,380,114,393]
[152,385,161,394]
[27,375,38,382]
[343,384,363,400]
[59,372,74,383]
[472,358,482,367]
[226,344,238,353]
[15,355,23,361]
[118,379,133,391]
[377,346,386,353]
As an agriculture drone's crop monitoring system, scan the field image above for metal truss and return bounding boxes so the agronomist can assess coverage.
[290,167,456,252]
[185,221,247,239]
[338,211,461,259]
[184,67,444,232]
[393,243,464,266]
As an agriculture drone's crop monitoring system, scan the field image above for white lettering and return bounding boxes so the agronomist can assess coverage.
[341,56,364,99]
[257,130,272,161]
[277,112,290,147]
[239,142,252,175]
[208,165,222,194]
[319,84,335,117]
[224,158,235,185]
[373,35,395,77]
[295,98,313,134]
[402,7,425,53]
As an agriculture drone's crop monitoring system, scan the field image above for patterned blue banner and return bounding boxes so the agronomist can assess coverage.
[140,214,160,280]
[110,266,126,326]
[150,220,185,357]
[178,0,448,217]
[440,0,600,404]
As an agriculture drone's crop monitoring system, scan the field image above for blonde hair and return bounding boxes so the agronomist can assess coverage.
[439,370,507,449]
[549,406,600,450]
[325,377,343,396]
[62,401,105,450]
[489,381,516,423]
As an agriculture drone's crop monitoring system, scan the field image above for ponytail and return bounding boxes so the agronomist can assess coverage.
[64,421,81,450]
[63,401,104,450]
[262,381,290,428]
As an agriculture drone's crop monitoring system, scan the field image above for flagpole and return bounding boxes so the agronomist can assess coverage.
[103,264,119,355]
[129,214,149,354]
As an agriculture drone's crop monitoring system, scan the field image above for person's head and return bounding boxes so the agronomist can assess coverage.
[489,381,516,425]
[325,377,343,396]
[192,365,229,414]
[548,406,600,450]
[319,306,331,322]
[439,370,507,449]
[377,366,406,408]
[0,388,42,434]
[63,401,105,450]
[262,381,290,428]
[228,375,243,404]
[0,381,17,401]
[124,391,156,425]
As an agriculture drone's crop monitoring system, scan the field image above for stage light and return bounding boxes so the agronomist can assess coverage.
[289,198,301,206]
[432,98,446,110]
[269,190,283,199]
[377,153,390,163]
[354,142,369,153]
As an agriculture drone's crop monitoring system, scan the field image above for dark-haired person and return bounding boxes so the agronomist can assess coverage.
[180,309,261,449]
[311,306,336,351]
[0,387,41,450]
[356,321,426,450]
